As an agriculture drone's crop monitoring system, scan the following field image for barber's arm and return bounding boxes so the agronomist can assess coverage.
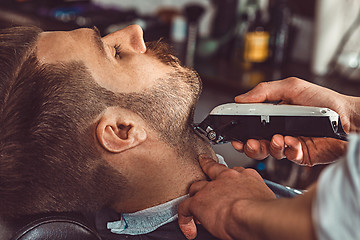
[232,77,360,165]
[178,156,317,240]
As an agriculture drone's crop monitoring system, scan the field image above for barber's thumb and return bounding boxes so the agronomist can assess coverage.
[178,199,198,239]
[234,92,259,103]
[178,216,197,240]
[198,154,217,166]
[199,154,213,160]
[234,84,269,103]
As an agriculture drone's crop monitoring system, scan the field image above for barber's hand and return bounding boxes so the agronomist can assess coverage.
[232,77,360,166]
[178,155,275,240]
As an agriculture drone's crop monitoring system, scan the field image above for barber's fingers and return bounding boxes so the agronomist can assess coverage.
[284,136,304,163]
[243,139,270,160]
[178,199,197,240]
[198,155,229,180]
[188,181,208,197]
[242,135,303,163]
[232,139,270,160]
[231,141,244,152]
[269,134,286,159]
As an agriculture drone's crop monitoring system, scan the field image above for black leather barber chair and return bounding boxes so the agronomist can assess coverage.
[7,212,101,240]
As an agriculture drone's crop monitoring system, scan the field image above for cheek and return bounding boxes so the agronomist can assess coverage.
[92,56,173,93]
[129,56,171,83]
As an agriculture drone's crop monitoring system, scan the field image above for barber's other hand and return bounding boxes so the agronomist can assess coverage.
[178,155,275,240]
[233,77,360,166]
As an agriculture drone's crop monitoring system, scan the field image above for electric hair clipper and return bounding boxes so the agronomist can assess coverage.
[193,103,348,144]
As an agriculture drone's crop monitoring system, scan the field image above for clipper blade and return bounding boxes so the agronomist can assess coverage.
[192,124,212,143]
[192,122,226,144]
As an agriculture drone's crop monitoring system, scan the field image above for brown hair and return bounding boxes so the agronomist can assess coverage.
[0,26,126,220]
[0,27,202,221]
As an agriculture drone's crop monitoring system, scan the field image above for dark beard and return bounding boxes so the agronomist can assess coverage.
[115,68,202,149]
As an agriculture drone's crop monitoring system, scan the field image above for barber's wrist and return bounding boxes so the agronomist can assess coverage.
[229,199,269,240]
[230,191,317,240]
[347,96,360,133]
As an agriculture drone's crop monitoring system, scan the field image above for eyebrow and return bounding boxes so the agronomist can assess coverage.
[90,26,106,57]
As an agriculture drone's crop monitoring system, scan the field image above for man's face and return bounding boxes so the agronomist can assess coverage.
[36,25,206,152]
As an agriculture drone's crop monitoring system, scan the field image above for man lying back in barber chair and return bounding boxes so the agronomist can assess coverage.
[0,25,283,240]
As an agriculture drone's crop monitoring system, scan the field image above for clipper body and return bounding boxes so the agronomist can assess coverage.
[194,103,348,144]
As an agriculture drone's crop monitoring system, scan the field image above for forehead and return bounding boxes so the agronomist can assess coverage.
[36,28,100,63]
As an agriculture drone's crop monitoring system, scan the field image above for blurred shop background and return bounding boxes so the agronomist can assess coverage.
[1,0,360,189]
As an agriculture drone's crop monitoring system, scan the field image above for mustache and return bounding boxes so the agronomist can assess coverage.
[146,40,182,67]
[146,40,203,103]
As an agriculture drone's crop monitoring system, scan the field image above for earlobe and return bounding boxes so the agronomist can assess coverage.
[96,109,147,153]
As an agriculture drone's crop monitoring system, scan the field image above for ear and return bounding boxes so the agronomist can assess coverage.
[96,108,147,153]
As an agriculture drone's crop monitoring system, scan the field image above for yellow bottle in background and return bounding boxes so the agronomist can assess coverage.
[244,30,270,63]
[243,10,270,67]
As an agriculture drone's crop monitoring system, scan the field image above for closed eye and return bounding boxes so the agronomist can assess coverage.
[114,44,122,59]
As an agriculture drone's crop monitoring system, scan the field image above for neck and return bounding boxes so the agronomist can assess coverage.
[111,133,215,214]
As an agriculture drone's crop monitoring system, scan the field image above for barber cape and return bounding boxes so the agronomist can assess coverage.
[95,155,226,240]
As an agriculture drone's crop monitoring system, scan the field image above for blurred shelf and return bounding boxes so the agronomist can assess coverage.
[0,5,78,30]
[195,57,313,95]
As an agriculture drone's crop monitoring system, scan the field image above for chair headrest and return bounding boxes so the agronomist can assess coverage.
[9,212,102,240]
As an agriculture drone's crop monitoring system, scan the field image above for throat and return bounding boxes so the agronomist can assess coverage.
[111,154,207,215]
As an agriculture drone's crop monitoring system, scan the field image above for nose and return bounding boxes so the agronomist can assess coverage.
[103,24,146,53]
